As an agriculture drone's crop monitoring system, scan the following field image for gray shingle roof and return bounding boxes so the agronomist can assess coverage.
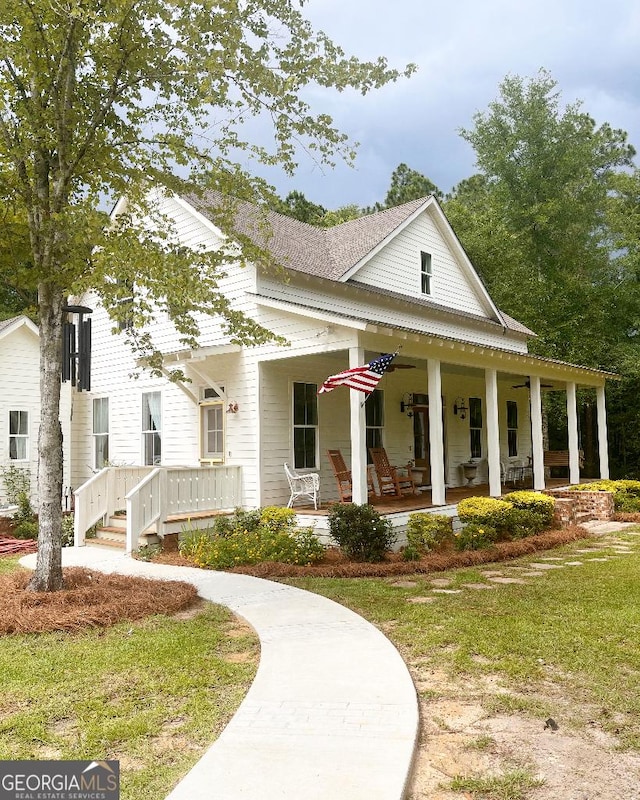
[182,190,534,337]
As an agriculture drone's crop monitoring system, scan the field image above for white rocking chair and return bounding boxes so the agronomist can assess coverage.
[284,463,320,510]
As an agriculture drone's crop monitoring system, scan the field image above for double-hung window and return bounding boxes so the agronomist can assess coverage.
[469,397,483,459]
[293,382,318,469]
[507,400,518,457]
[366,389,384,462]
[420,251,432,295]
[142,391,162,465]
[93,398,109,469]
[201,403,224,462]
[9,411,28,460]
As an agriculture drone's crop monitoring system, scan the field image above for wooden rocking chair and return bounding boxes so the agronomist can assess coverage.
[327,449,376,503]
[369,447,417,499]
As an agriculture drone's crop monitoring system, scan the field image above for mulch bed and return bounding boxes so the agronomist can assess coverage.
[154,526,591,579]
[613,512,640,523]
[1,568,198,635]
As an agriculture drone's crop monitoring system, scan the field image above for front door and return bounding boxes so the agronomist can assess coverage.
[412,394,431,486]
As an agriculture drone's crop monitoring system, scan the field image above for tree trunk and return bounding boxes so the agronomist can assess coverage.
[27,284,65,592]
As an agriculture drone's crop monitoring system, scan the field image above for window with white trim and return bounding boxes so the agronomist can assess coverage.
[93,397,109,469]
[420,251,432,295]
[142,391,162,465]
[293,382,318,469]
[9,410,28,460]
[469,397,482,459]
[366,389,384,463]
[507,400,518,457]
[201,402,224,462]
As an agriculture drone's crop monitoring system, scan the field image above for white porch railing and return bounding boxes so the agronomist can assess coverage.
[74,465,242,553]
[73,466,153,547]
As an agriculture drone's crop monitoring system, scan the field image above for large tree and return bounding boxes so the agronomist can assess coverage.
[446,70,636,365]
[0,0,414,590]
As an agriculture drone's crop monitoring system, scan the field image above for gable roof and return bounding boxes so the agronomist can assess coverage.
[181,190,534,337]
[0,315,38,342]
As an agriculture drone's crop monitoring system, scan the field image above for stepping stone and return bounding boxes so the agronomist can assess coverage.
[520,570,546,577]
[430,578,453,587]
[432,588,462,594]
[537,556,564,561]
[575,549,599,553]
[480,570,504,577]
[527,563,564,570]
[585,557,609,562]
[488,576,528,584]
[563,561,583,566]
[407,596,436,604]
[390,580,419,588]
[462,583,496,590]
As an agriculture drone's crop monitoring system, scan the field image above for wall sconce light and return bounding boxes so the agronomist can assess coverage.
[453,397,467,420]
[400,393,414,418]
[227,402,239,414]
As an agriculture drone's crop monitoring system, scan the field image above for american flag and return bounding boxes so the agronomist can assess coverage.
[318,353,396,395]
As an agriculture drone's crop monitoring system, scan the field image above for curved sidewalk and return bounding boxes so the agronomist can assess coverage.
[21,547,419,800]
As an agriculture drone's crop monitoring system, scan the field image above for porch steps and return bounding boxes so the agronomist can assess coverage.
[91,509,230,550]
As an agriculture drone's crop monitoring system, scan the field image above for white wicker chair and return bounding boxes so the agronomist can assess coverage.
[284,463,320,510]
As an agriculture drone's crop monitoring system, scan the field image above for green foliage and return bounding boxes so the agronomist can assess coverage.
[454,523,499,551]
[136,544,162,562]
[404,513,453,560]
[179,508,325,570]
[502,490,555,528]
[61,514,74,547]
[12,492,38,539]
[458,493,556,541]
[327,503,396,562]
[0,465,30,505]
[457,497,514,533]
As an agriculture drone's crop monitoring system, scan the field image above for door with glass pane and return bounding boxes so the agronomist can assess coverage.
[412,394,431,485]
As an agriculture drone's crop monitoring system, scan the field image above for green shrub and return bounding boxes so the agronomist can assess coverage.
[502,490,555,531]
[179,516,325,569]
[12,492,38,539]
[404,513,453,560]
[1,465,30,505]
[137,543,162,561]
[61,514,74,547]
[454,523,498,551]
[457,497,514,534]
[327,503,395,562]
[211,508,262,537]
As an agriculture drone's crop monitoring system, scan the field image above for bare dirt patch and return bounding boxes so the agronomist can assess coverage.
[408,666,640,799]
[0,567,199,634]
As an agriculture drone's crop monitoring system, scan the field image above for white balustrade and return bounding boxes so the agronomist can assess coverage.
[125,468,163,555]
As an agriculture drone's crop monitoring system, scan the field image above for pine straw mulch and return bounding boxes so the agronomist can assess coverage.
[0,568,198,635]
[613,512,640,523]
[153,526,590,579]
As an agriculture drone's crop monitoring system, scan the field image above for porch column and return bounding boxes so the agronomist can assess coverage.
[349,346,368,504]
[596,385,610,479]
[566,381,580,485]
[485,368,501,497]
[529,376,545,490]
[427,358,446,506]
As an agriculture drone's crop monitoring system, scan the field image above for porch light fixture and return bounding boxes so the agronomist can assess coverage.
[453,397,468,420]
[400,393,414,418]
[227,402,239,414]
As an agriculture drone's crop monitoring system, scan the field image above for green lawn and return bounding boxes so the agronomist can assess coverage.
[288,532,640,749]
[0,559,258,800]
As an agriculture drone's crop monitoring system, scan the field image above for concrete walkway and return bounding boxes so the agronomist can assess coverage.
[20,546,419,800]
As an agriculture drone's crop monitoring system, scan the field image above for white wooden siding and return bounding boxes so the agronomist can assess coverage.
[352,210,490,317]
[257,275,529,354]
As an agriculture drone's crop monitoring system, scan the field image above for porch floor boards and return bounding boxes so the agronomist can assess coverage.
[296,478,575,515]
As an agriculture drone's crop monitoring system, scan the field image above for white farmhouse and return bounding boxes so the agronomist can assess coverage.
[69,190,614,550]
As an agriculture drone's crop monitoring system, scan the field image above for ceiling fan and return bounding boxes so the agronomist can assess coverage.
[512,379,554,389]
[387,363,416,373]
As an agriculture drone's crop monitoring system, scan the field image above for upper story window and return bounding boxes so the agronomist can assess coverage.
[93,397,109,469]
[9,410,28,460]
[507,400,518,457]
[293,382,318,469]
[142,391,162,465]
[420,251,432,295]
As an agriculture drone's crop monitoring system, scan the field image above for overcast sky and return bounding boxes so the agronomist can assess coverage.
[251,0,640,210]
